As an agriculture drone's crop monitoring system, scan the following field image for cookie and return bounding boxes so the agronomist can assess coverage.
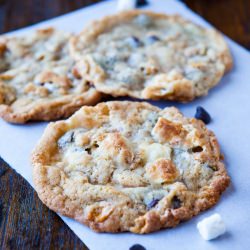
[0,28,101,123]
[32,101,230,234]
[70,10,232,102]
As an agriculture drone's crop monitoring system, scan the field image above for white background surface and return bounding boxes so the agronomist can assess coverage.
[0,0,250,249]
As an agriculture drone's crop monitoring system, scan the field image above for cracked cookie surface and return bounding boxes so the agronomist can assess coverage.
[70,10,232,102]
[0,28,101,123]
[32,101,230,233]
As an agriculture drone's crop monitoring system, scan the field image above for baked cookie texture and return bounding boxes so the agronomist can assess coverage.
[70,10,232,102]
[32,101,230,234]
[0,28,101,123]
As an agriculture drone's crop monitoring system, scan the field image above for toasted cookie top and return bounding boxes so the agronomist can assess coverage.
[0,28,101,123]
[70,10,232,102]
[32,101,230,233]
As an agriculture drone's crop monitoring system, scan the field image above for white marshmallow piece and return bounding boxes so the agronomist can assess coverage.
[117,0,136,12]
[197,213,226,240]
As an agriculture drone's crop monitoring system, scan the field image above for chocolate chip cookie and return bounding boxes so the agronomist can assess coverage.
[0,28,101,123]
[32,101,230,233]
[70,10,232,102]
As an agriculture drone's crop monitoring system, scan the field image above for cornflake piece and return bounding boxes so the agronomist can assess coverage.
[117,0,136,11]
[197,213,226,240]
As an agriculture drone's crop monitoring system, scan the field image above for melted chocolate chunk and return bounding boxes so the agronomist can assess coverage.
[85,142,99,154]
[85,81,94,88]
[171,196,181,209]
[195,106,211,124]
[85,148,91,154]
[35,81,53,86]
[191,146,203,153]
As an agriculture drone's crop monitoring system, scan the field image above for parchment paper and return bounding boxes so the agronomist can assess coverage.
[1,1,250,249]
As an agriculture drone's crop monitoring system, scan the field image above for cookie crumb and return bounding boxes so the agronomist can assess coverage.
[197,213,226,240]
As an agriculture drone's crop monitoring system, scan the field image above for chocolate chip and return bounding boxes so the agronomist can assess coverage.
[171,196,181,209]
[85,142,99,154]
[147,199,160,209]
[146,35,160,45]
[85,147,91,154]
[85,81,94,88]
[195,106,211,124]
[36,81,53,86]
[135,0,149,7]
[68,132,74,142]
[191,146,203,153]
[130,244,146,250]
[126,36,143,48]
